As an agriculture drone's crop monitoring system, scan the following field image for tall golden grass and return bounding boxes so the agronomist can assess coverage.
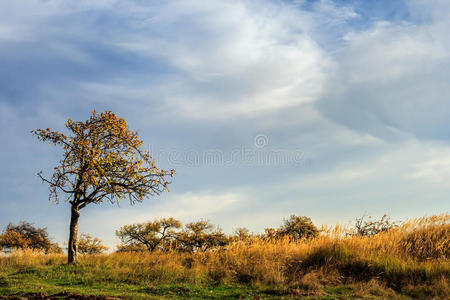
[1,214,448,298]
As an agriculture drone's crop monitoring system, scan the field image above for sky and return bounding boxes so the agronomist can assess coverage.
[0,0,449,250]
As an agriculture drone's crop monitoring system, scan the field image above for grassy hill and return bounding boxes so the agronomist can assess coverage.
[0,214,448,299]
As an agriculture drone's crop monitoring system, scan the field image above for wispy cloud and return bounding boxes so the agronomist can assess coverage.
[317,1,450,140]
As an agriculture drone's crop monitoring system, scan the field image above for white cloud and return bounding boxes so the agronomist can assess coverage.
[317,1,450,140]
[409,145,450,185]
[341,21,447,82]
[312,0,359,25]
[114,0,333,119]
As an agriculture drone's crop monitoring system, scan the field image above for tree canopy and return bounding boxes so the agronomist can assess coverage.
[32,110,174,207]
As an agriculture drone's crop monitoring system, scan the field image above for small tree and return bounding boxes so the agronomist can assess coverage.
[176,220,229,252]
[278,215,319,240]
[0,221,58,253]
[32,111,175,263]
[78,233,108,254]
[116,217,181,252]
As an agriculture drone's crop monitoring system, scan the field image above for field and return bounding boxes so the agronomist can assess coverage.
[0,215,448,299]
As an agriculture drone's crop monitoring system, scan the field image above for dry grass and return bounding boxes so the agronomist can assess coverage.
[0,214,448,299]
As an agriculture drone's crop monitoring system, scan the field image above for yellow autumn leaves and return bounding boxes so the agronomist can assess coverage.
[32,110,175,205]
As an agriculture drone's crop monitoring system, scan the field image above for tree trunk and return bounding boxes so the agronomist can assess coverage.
[68,204,80,264]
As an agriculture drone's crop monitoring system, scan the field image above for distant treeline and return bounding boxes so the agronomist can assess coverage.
[0,214,399,255]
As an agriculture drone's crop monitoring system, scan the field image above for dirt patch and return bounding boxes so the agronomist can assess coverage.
[0,292,122,299]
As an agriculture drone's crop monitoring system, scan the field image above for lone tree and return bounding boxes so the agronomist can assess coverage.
[32,110,174,263]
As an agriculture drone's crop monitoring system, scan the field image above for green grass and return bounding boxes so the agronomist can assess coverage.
[0,264,419,299]
[0,251,447,299]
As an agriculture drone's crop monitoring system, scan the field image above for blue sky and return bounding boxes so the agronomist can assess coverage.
[1,0,449,249]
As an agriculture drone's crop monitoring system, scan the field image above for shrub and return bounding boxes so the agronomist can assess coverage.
[277,215,319,240]
[78,233,108,254]
[353,214,397,236]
